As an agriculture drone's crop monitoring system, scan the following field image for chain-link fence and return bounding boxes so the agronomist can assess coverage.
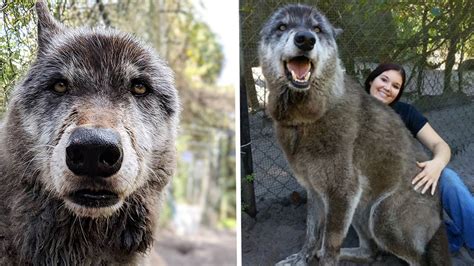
[240,0,474,213]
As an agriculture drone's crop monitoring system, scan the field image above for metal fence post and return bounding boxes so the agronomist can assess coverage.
[240,73,257,217]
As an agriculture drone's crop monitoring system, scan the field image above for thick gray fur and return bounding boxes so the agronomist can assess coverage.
[259,4,450,266]
[0,1,179,265]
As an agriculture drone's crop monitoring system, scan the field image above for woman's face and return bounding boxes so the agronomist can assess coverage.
[369,70,403,104]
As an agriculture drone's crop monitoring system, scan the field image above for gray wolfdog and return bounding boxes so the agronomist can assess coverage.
[259,5,450,266]
[0,2,179,265]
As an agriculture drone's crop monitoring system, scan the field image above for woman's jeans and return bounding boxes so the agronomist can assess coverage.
[439,168,474,252]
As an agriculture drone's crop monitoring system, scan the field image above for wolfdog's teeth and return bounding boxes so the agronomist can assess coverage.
[304,72,311,81]
[291,70,298,81]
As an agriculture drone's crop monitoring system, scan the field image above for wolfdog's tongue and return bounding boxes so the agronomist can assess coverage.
[287,57,311,79]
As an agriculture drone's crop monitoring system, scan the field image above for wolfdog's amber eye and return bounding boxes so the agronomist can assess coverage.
[313,26,321,33]
[52,81,67,94]
[131,83,148,96]
[278,24,287,31]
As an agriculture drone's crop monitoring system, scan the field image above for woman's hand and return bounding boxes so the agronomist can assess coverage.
[414,123,451,195]
[412,160,444,195]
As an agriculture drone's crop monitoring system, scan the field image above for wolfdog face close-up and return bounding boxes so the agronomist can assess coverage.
[259,5,342,92]
[12,2,178,217]
[0,1,179,264]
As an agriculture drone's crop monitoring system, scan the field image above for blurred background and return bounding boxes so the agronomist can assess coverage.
[0,0,236,265]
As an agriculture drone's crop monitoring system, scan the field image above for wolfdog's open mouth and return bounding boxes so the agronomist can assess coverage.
[284,56,313,89]
[69,189,119,208]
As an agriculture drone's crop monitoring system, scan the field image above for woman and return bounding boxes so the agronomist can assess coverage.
[365,63,474,256]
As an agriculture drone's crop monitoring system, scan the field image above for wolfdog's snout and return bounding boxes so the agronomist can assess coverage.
[66,127,123,178]
[294,31,315,51]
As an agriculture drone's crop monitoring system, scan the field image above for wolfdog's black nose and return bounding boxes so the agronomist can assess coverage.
[66,127,123,178]
[294,31,316,51]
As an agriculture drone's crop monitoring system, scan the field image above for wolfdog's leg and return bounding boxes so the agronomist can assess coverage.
[302,189,325,258]
[318,181,362,266]
[275,189,324,266]
[311,191,325,257]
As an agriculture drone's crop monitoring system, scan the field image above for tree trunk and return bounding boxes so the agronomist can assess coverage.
[444,34,458,94]
[444,0,463,94]
[416,5,429,96]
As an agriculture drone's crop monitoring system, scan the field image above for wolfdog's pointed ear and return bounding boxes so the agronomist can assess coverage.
[36,1,64,53]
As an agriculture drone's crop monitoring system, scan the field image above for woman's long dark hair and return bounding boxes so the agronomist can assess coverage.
[364,63,406,105]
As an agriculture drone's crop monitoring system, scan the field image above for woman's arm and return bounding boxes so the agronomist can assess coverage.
[412,123,451,195]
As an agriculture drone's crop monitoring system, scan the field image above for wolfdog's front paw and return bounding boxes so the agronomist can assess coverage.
[275,253,308,266]
[316,248,324,259]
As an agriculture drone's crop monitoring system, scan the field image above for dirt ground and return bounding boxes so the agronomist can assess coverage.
[155,227,236,266]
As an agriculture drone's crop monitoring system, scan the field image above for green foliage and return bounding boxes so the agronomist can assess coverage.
[184,21,224,84]
[245,173,255,183]
[219,217,236,229]
[431,7,441,17]
[0,1,37,112]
